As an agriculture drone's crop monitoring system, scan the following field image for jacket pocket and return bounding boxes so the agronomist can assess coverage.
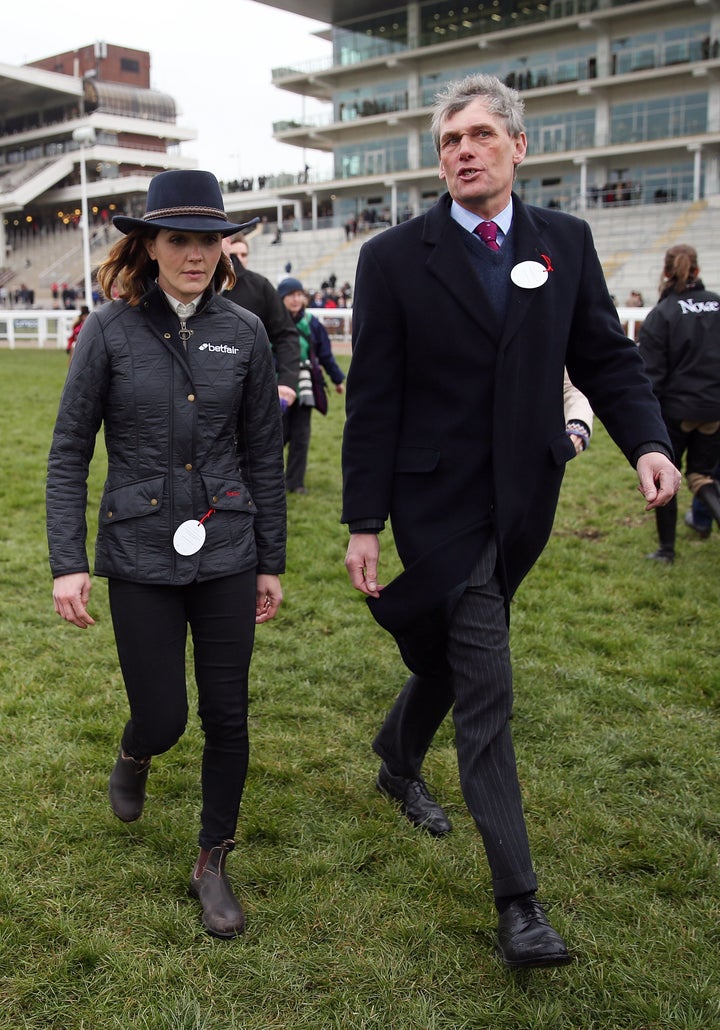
[550,432,577,465]
[395,446,441,474]
[200,473,256,514]
[100,475,165,524]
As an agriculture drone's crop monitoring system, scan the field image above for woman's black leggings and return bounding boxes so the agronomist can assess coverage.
[108,572,256,850]
[655,417,720,551]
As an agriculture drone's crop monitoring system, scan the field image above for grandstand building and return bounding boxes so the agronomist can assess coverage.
[0,41,197,270]
[258,0,720,228]
[3,6,720,307]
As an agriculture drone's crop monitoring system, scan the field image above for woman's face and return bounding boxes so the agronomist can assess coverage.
[145,229,223,303]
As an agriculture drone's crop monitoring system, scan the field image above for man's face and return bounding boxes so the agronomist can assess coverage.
[438,97,527,218]
[222,238,249,267]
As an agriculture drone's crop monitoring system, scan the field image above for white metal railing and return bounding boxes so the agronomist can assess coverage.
[0,305,649,351]
[0,309,80,349]
[617,306,651,342]
[310,307,353,344]
[309,307,651,347]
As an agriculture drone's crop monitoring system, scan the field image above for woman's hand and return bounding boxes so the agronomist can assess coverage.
[255,574,283,623]
[53,573,95,629]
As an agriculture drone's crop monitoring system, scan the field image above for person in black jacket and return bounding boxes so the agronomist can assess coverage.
[46,170,286,940]
[222,232,300,409]
[278,276,345,493]
[639,243,720,563]
[342,73,679,970]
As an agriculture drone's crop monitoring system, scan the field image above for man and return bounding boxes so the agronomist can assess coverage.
[222,232,299,408]
[341,75,680,970]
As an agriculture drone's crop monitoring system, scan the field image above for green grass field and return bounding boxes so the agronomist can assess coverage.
[0,349,718,1029]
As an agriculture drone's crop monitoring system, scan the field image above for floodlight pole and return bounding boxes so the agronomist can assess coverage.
[72,126,97,307]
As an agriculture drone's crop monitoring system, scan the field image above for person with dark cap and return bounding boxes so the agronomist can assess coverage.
[341,73,679,970]
[222,232,300,410]
[46,170,286,939]
[278,276,345,493]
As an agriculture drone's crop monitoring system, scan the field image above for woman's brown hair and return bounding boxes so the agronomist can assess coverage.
[97,229,236,305]
[658,244,698,297]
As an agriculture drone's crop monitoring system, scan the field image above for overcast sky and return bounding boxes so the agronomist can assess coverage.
[2,1,333,182]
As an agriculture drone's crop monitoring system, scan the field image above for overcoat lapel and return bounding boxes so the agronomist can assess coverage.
[499,197,553,351]
[420,193,556,350]
[422,199,495,335]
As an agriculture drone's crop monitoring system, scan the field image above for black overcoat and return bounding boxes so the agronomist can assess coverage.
[341,193,670,648]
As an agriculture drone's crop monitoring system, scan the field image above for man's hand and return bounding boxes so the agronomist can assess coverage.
[636,452,681,510]
[345,533,382,598]
[278,385,297,407]
[53,572,95,629]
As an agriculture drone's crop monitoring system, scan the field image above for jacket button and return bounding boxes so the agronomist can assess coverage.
[212,496,219,503]
[164,333,172,339]
[106,510,113,518]
[187,394,195,402]
[185,463,193,471]
[150,498,158,506]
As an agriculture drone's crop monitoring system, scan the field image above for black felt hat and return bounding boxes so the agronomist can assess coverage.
[113,170,256,237]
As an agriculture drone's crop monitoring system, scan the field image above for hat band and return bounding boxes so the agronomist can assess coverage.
[143,205,228,221]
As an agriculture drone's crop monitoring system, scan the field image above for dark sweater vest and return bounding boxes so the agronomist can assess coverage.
[460,224,516,330]
[451,221,517,538]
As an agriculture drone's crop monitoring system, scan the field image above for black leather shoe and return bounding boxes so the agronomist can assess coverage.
[684,510,711,539]
[189,841,245,939]
[496,896,571,969]
[376,762,451,837]
[645,548,674,565]
[108,748,151,823]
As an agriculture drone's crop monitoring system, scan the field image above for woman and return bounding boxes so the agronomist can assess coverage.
[46,170,286,938]
[638,243,720,563]
[277,276,345,493]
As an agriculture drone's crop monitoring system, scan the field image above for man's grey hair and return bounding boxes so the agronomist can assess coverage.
[431,74,526,155]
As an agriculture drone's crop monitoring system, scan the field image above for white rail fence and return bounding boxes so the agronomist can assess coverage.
[0,307,648,351]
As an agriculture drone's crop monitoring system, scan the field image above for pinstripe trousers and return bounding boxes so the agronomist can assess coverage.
[373,544,538,902]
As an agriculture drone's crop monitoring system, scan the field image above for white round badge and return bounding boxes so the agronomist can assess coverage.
[173,519,206,556]
[510,261,549,290]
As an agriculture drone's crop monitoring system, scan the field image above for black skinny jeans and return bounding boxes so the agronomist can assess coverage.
[108,572,256,850]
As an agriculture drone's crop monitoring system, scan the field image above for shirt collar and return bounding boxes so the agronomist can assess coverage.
[450,197,513,240]
[162,290,201,319]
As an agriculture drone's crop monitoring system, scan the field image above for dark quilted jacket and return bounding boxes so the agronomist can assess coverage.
[46,284,286,584]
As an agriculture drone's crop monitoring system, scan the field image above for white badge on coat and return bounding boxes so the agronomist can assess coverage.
[510,261,549,289]
[173,519,206,556]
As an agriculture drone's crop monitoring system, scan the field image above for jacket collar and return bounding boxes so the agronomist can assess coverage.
[140,280,215,315]
[422,193,554,347]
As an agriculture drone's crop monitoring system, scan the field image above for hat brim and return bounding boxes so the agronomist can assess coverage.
[112,214,259,237]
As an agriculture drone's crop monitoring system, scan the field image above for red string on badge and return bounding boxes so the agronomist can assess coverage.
[540,253,554,273]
